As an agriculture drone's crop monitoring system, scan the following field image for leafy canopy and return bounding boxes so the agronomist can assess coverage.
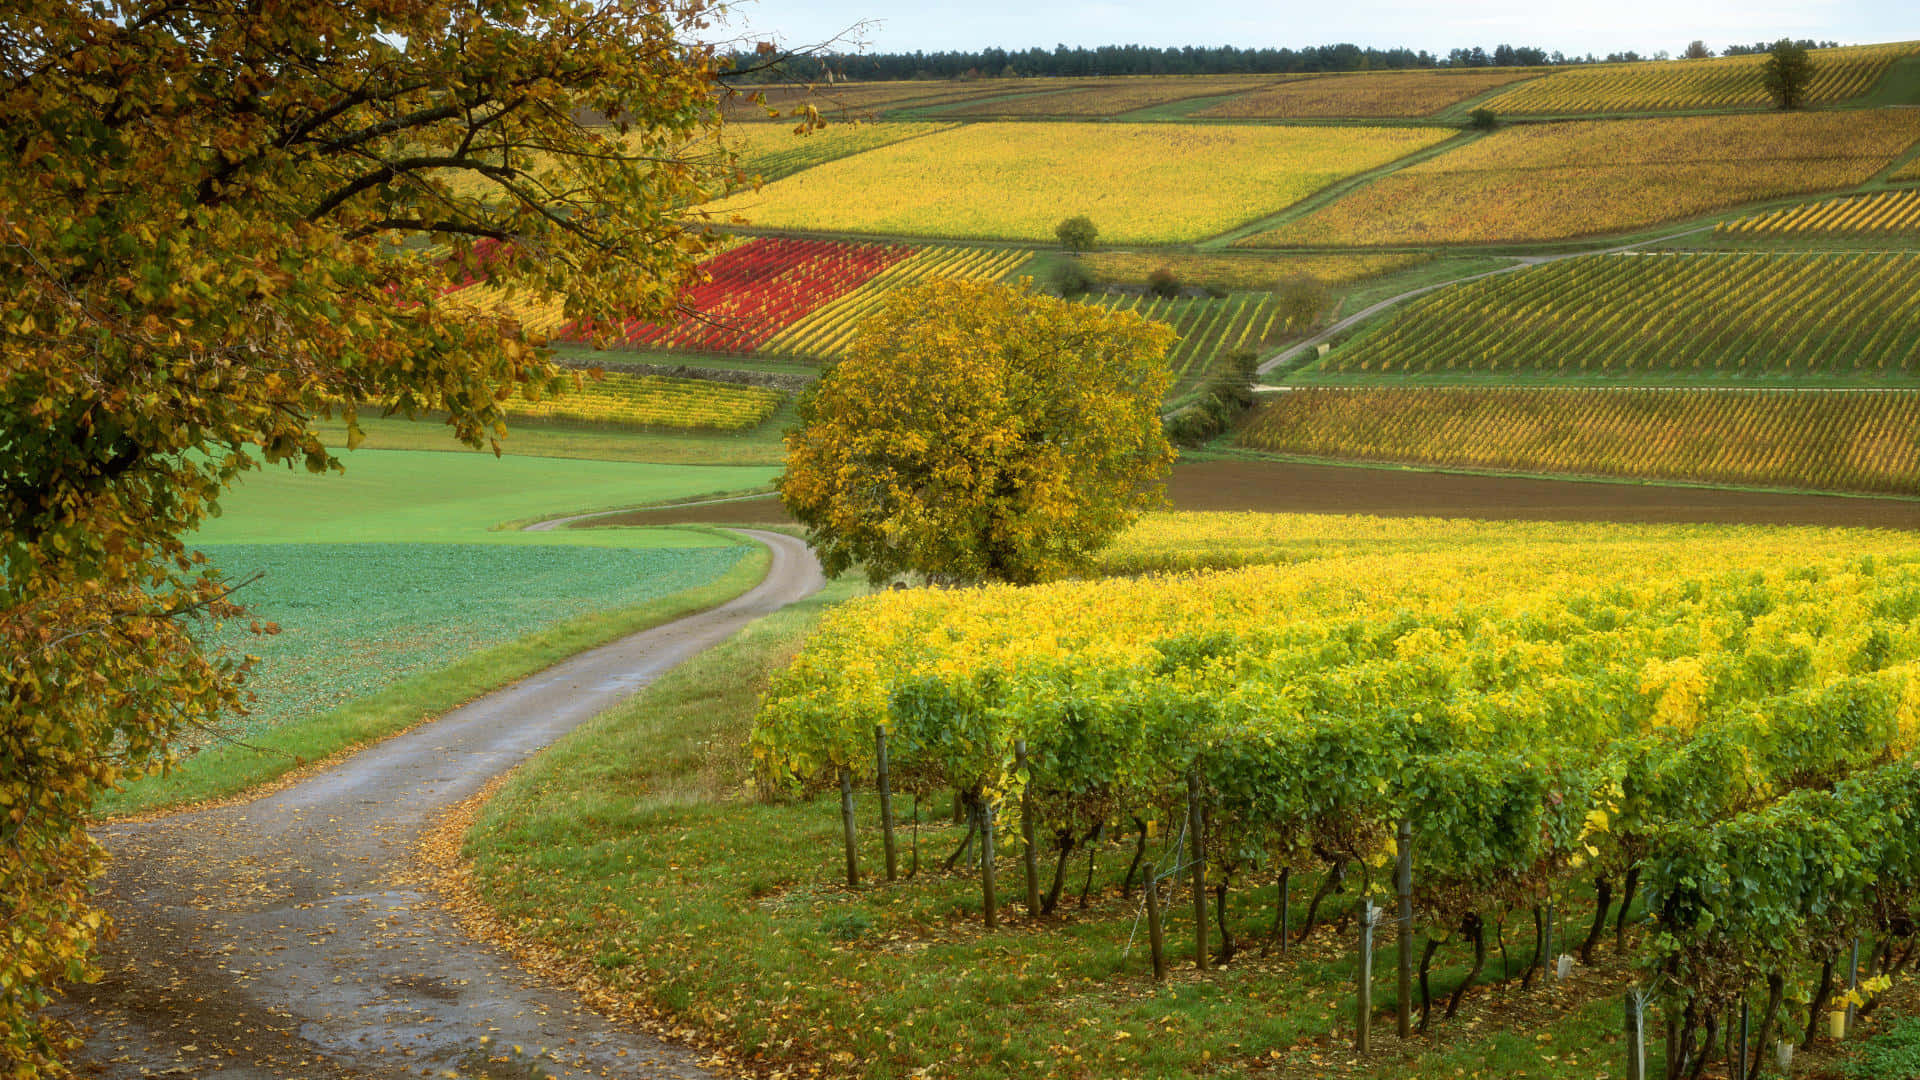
[1763,38,1815,110]
[1055,215,1099,252]
[1,0,738,1068]
[778,279,1176,587]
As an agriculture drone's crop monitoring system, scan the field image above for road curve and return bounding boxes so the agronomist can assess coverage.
[54,529,825,1080]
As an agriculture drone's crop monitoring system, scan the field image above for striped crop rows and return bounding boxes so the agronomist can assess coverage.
[1483,41,1919,113]
[760,245,1032,359]
[1322,252,1920,376]
[1089,292,1286,385]
[1239,387,1920,495]
[1721,188,1920,236]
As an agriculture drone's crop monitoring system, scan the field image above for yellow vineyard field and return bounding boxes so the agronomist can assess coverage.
[1720,188,1920,235]
[932,74,1286,117]
[1079,251,1426,290]
[726,122,954,182]
[1483,41,1920,113]
[1195,68,1543,118]
[1243,111,1920,246]
[512,372,784,431]
[703,122,1451,244]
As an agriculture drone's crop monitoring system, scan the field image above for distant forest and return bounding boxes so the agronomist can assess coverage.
[726,39,1843,82]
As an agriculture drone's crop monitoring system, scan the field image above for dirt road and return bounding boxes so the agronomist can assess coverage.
[53,530,824,1080]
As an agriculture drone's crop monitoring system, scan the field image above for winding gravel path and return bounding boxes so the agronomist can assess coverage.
[54,529,824,1079]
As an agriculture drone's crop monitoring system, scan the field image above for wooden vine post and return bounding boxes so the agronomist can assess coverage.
[980,799,999,929]
[1357,898,1378,1053]
[1144,860,1167,982]
[1396,819,1414,1040]
[1187,766,1209,971]
[1845,937,1860,1038]
[875,726,897,883]
[838,766,860,889]
[1017,740,1040,916]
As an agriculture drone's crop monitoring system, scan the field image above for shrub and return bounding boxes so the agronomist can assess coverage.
[1147,266,1181,298]
[1046,257,1097,298]
[1467,107,1499,130]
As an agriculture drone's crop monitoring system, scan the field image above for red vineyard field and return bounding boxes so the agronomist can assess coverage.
[556,237,915,354]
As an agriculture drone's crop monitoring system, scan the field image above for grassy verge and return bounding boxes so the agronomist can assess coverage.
[100,543,772,818]
[314,409,791,467]
[461,576,1758,1080]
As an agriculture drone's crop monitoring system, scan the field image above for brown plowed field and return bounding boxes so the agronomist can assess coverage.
[581,460,1920,531]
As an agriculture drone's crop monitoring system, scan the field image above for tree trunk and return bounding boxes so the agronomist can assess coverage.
[1615,865,1640,952]
[1750,972,1784,1080]
[908,792,920,879]
[1522,905,1544,990]
[1042,831,1074,915]
[1689,1007,1718,1080]
[1445,914,1486,1020]
[1297,859,1347,944]
[1122,817,1148,900]
[1079,821,1103,909]
[1496,911,1510,981]
[1262,867,1290,958]
[1214,869,1235,965]
[1417,935,1441,1034]
[1668,995,1699,1080]
[1802,956,1835,1051]
[1580,875,1612,965]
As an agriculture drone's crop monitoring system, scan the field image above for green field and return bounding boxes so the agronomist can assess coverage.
[196,449,780,544]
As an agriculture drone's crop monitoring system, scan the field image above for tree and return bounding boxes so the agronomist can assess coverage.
[1684,40,1714,60]
[1762,38,1815,109]
[1055,215,1099,252]
[1466,107,1500,131]
[1273,274,1332,332]
[1,1,742,1069]
[779,279,1175,586]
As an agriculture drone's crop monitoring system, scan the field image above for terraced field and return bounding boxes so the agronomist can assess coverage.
[703,122,1452,244]
[1483,40,1920,113]
[1079,251,1426,290]
[1720,188,1920,237]
[926,74,1286,117]
[1088,292,1288,388]
[1313,251,1920,377]
[1240,386,1920,494]
[1193,68,1543,118]
[1245,111,1920,246]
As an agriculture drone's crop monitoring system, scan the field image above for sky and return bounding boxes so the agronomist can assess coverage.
[716,0,1913,59]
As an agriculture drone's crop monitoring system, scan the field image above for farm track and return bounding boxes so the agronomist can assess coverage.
[53,530,825,1079]
[585,459,1920,532]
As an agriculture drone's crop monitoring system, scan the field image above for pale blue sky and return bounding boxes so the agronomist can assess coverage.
[720,0,1912,59]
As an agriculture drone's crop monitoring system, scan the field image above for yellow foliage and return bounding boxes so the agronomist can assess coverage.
[705,122,1452,244]
[1483,41,1920,113]
[1244,111,1920,246]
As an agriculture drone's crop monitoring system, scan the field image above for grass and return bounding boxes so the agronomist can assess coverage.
[194,448,781,544]
[101,540,772,817]
[314,412,793,467]
[701,122,1453,245]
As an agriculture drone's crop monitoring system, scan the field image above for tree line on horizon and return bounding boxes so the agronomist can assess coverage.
[726,39,1844,82]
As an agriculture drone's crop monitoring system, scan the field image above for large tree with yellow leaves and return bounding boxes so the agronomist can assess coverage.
[1,1,741,1067]
[779,278,1177,587]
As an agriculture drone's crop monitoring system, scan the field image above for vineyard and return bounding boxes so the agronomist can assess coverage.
[1192,68,1542,118]
[1238,386,1920,495]
[727,121,955,182]
[1482,41,1920,113]
[1721,188,1920,236]
[1244,110,1920,247]
[1087,292,1290,389]
[702,121,1452,244]
[759,245,1033,360]
[753,523,1920,1076]
[925,74,1287,118]
[1312,251,1920,376]
[509,373,784,431]
[1080,251,1426,291]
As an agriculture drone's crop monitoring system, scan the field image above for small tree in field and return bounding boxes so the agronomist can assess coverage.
[779,279,1175,586]
[1273,274,1332,333]
[1684,40,1714,60]
[1763,38,1814,109]
[1055,215,1099,252]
